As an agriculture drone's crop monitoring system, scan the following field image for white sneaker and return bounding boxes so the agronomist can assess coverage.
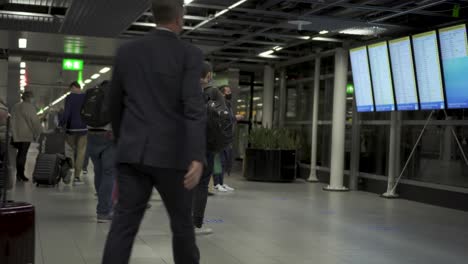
[215,184,228,192]
[195,227,213,235]
[223,184,235,191]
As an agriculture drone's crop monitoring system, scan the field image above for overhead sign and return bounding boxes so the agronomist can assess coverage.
[62,59,84,71]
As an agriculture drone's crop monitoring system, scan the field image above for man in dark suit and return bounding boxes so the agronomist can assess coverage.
[101,1,206,263]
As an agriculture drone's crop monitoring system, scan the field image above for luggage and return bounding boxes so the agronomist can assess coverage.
[0,118,36,264]
[38,130,66,154]
[81,81,111,127]
[33,154,61,186]
[0,202,35,264]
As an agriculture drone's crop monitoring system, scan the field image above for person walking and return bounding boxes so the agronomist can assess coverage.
[101,1,206,263]
[192,61,228,234]
[82,80,116,223]
[60,81,88,185]
[10,91,42,182]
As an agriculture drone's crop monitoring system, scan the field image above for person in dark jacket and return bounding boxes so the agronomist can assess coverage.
[101,1,205,263]
[60,81,88,185]
[192,61,226,235]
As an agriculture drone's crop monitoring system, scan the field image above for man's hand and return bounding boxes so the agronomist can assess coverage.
[184,161,204,190]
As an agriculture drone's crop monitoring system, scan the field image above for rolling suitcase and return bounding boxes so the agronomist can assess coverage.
[33,154,61,187]
[0,117,36,263]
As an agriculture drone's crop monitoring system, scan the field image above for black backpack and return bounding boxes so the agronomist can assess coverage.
[81,82,111,127]
[205,88,234,152]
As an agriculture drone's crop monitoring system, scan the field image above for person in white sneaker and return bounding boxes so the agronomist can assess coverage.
[213,86,243,192]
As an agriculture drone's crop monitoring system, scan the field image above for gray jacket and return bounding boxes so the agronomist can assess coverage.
[11,101,42,142]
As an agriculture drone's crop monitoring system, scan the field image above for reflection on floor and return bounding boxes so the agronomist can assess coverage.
[6,148,468,264]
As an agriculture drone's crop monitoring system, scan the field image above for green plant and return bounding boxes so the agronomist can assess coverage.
[248,127,302,150]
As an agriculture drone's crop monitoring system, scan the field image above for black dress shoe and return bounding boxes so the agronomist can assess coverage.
[21,177,30,182]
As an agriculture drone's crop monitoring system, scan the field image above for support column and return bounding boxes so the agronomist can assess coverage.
[442,116,453,161]
[278,69,287,127]
[262,65,274,128]
[349,98,361,190]
[308,55,321,182]
[7,56,21,108]
[324,48,349,192]
[383,111,401,198]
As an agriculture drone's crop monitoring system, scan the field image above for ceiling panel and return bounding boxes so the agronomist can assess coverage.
[60,0,149,37]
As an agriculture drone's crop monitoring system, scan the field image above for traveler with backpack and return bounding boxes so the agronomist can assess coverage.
[192,62,234,235]
[10,92,42,182]
[81,80,115,223]
[60,81,88,185]
[213,85,241,192]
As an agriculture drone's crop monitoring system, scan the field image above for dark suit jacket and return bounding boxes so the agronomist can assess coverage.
[109,29,206,170]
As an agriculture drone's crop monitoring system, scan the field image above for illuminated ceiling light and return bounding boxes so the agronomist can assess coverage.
[312,37,343,43]
[273,46,283,51]
[20,69,26,74]
[20,62,26,68]
[20,75,26,80]
[300,36,311,40]
[184,0,194,4]
[214,9,229,18]
[257,103,263,107]
[18,38,27,49]
[99,67,111,74]
[258,50,279,58]
[229,0,248,9]
[20,87,25,92]
[253,97,261,101]
[20,80,27,86]
[91,74,100,79]
[319,30,329,35]
[84,79,92,84]
[339,26,386,36]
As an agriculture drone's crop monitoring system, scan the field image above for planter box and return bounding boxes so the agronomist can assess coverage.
[243,149,297,182]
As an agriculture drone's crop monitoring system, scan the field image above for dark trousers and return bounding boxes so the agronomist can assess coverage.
[192,151,214,228]
[12,142,31,179]
[213,147,233,186]
[102,164,199,264]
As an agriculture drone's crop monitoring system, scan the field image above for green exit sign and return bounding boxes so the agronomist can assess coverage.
[63,59,84,71]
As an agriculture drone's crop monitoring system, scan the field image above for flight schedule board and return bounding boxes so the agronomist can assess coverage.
[368,42,396,111]
[350,46,375,112]
[389,37,420,111]
[412,31,445,110]
[439,24,468,109]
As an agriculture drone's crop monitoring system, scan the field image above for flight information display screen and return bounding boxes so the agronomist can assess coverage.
[368,41,396,112]
[412,31,445,110]
[389,37,420,111]
[439,24,468,109]
[350,46,375,112]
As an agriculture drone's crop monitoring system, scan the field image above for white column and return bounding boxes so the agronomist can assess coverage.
[324,48,349,191]
[262,66,274,128]
[279,69,287,127]
[308,55,321,182]
[383,111,401,198]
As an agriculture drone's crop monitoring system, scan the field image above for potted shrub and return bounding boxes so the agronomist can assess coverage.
[243,127,301,182]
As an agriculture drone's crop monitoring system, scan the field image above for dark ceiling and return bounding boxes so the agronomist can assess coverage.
[1,0,468,69]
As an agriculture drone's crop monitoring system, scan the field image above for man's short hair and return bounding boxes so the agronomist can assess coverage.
[69,81,81,89]
[201,61,213,79]
[152,0,184,24]
[21,91,33,101]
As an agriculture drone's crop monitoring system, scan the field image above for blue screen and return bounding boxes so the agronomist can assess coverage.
[412,31,445,110]
[389,37,420,111]
[350,47,375,112]
[439,24,468,109]
[368,42,396,112]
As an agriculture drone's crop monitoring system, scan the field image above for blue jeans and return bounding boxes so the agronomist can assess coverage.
[213,147,233,186]
[87,132,115,216]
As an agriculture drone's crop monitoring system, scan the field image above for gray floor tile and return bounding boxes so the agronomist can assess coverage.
[5,150,468,264]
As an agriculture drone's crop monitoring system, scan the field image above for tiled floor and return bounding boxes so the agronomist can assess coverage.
[6,148,468,264]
